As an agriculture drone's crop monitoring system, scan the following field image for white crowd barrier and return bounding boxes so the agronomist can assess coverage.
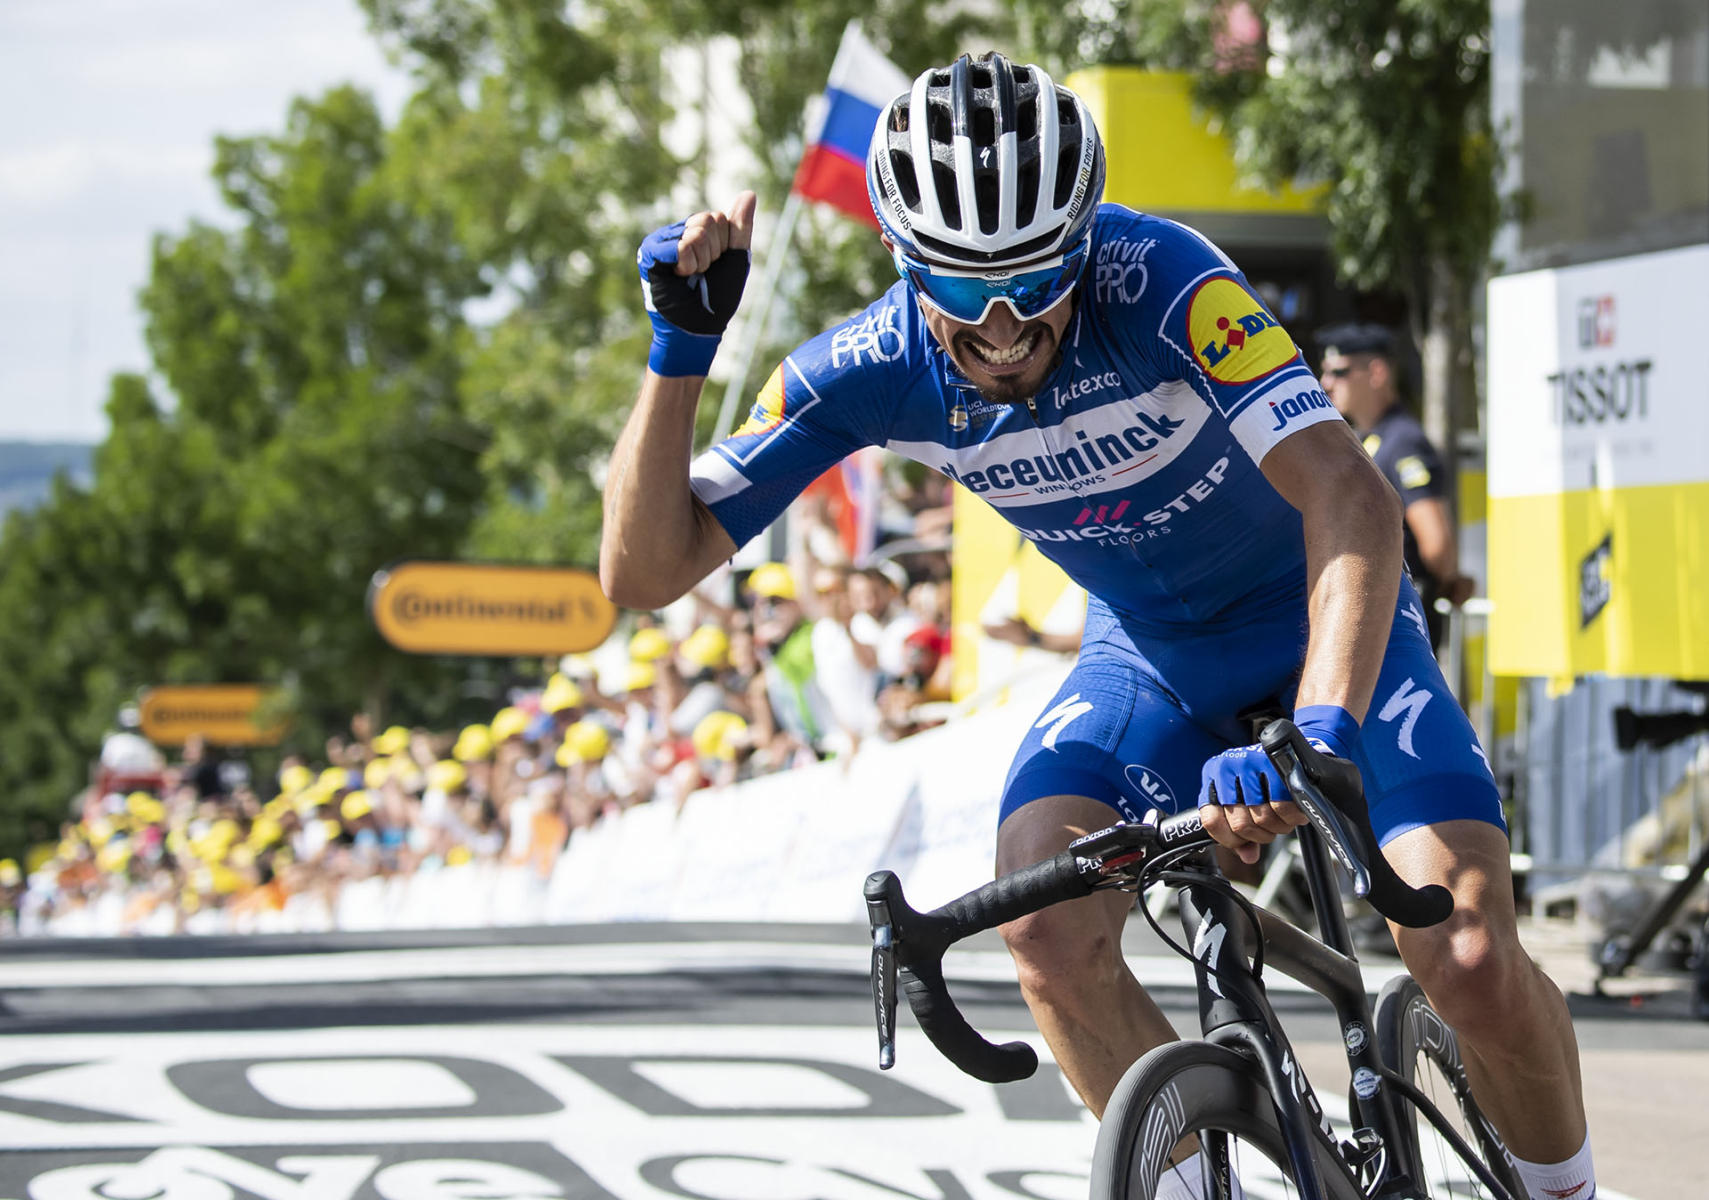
[35,667,1073,937]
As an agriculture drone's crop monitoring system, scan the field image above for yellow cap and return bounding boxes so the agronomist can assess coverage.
[446,844,473,867]
[96,840,132,874]
[746,562,796,600]
[629,626,671,662]
[85,817,116,847]
[624,661,657,692]
[490,706,529,743]
[0,859,20,887]
[541,673,585,714]
[319,766,353,793]
[209,864,245,895]
[692,710,749,761]
[247,816,284,849]
[556,720,612,766]
[371,725,411,756]
[680,624,730,669]
[363,757,394,790]
[453,723,494,762]
[126,793,166,825]
[426,759,467,793]
[341,791,374,821]
[279,764,314,795]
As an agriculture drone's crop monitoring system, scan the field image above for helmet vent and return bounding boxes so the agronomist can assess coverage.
[927,100,953,143]
[931,161,963,230]
[972,106,996,147]
[1017,160,1039,227]
[1053,150,1078,210]
[890,151,921,209]
[970,63,992,89]
[975,174,1000,234]
[1017,97,1037,140]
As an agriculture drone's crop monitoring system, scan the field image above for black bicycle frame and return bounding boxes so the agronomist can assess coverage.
[1170,826,1465,1198]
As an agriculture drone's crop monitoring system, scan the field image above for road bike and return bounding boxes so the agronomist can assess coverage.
[864,718,1529,1199]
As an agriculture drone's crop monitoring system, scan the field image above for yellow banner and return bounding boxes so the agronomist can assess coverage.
[1488,481,1709,680]
[368,562,618,657]
[138,684,286,747]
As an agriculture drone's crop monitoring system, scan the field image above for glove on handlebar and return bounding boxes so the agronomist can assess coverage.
[637,220,750,377]
[1200,704,1361,807]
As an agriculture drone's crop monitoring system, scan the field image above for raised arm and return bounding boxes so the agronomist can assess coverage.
[600,194,756,610]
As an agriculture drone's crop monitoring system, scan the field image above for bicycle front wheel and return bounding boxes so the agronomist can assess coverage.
[1373,974,1528,1199]
[1091,1040,1361,1200]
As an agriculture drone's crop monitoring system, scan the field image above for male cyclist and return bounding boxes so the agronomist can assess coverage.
[601,53,1595,1200]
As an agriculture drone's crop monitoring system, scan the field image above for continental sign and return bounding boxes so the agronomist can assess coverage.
[368,561,619,656]
[137,685,286,747]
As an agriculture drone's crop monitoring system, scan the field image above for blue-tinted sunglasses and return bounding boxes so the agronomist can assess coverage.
[893,236,1091,324]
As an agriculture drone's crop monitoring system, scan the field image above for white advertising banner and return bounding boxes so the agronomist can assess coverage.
[1488,242,1709,498]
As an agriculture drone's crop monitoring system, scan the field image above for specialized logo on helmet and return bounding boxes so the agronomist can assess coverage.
[1188,277,1297,384]
[731,367,788,440]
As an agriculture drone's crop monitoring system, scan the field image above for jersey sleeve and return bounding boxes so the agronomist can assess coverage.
[1123,217,1341,464]
[689,316,897,549]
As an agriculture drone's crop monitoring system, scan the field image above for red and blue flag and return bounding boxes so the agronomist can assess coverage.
[790,24,910,227]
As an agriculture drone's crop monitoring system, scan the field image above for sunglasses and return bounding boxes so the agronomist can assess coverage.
[893,235,1091,325]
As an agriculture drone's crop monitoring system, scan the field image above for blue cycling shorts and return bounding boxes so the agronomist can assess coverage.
[999,577,1504,847]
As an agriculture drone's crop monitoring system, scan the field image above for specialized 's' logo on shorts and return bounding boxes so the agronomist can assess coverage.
[1035,694,1093,750]
[1187,276,1297,384]
[1377,676,1433,759]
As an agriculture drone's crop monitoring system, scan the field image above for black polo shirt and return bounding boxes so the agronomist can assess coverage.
[1360,405,1451,591]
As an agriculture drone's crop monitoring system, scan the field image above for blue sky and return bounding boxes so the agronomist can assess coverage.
[0,0,409,442]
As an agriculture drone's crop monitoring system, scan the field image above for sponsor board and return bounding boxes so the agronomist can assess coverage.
[368,562,617,656]
[137,684,286,747]
[1486,243,1709,677]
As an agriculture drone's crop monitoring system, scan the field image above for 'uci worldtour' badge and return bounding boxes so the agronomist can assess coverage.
[1187,277,1296,384]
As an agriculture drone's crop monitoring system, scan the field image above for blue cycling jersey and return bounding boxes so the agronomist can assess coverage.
[690,204,1345,633]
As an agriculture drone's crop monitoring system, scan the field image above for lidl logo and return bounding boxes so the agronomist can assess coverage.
[731,366,787,440]
[1188,277,1297,384]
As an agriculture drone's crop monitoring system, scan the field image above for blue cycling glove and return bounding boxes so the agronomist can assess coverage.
[1199,704,1361,808]
[637,219,750,377]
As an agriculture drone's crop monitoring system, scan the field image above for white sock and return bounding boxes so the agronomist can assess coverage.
[1509,1132,1596,1200]
[1153,1150,1245,1200]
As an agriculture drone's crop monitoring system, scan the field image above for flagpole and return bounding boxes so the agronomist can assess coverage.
[711,187,807,444]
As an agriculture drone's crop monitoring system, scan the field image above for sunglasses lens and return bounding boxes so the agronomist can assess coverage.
[901,238,1089,323]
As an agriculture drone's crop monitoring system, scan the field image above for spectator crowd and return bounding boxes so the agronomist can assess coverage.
[5,534,971,935]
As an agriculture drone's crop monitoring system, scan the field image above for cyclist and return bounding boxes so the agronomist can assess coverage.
[601,52,1595,1200]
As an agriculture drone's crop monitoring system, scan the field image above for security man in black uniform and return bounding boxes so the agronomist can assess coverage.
[1317,323,1474,651]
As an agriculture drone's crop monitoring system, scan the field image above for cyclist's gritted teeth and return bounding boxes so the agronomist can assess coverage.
[958,327,1046,376]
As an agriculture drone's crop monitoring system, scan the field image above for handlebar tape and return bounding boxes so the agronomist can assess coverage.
[865,851,1094,1082]
[1259,720,1454,929]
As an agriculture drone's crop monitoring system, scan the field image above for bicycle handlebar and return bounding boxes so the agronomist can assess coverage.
[866,718,1455,1080]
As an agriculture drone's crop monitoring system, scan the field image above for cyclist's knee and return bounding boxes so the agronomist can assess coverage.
[1001,893,1128,996]
[1401,912,1531,1038]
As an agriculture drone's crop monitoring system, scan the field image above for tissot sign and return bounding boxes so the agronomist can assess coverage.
[368,561,618,656]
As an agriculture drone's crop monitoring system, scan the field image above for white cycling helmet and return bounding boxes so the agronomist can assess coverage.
[866,52,1105,270]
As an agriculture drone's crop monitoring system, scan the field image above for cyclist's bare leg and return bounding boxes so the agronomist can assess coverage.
[996,794,1180,1117]
[1383,818,1588,1164]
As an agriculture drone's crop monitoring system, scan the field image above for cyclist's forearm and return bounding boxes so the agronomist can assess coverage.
[1294,467,1403,723]
[600,370,735,609]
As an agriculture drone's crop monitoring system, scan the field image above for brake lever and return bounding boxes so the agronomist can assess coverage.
[1268,737,1374,898]
[866,885,899,1070]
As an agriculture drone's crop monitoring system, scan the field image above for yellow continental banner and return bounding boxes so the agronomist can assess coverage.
[369,561,618,656]
[138,684,286,747]
[1488,481,1709,680]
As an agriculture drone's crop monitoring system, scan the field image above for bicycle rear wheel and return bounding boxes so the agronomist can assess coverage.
[1373,974,1528,1199]
[1091,1040,1360,1200]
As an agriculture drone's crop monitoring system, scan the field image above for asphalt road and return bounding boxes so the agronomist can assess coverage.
[0,920,1701,1199]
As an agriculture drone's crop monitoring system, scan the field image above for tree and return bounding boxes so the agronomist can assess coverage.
[1014,0,1497,450]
